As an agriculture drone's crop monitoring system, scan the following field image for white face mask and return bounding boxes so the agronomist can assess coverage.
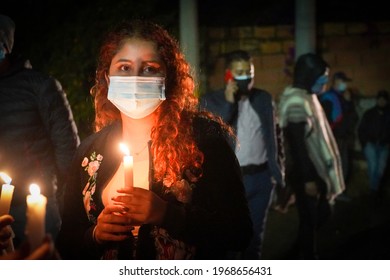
[107,76,166,119]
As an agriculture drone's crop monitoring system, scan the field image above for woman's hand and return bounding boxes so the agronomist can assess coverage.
[0,214,14,251]
[0,214,60,260]
[1,235,60,260]
[94,204,134,244]
[113,187,167,226]
[304,181,319,198]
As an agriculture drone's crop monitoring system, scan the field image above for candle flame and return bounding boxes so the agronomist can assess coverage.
[0,172,12,184]
[29,184,41,196]
[119,143,130,156]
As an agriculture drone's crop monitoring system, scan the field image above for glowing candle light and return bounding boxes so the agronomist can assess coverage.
[0,172,15,253]
[119,143,133,189]
[26,184,47,251]
[0,172,15,215]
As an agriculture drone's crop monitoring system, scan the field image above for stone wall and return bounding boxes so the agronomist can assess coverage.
[200,21,390,101]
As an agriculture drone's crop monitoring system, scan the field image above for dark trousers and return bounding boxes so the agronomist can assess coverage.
[241,166,274,259]
[293,180,331,259]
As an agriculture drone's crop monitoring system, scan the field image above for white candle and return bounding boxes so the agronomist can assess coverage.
[119,143,133,189]
[26,184,47,251]
[0,172,15,215]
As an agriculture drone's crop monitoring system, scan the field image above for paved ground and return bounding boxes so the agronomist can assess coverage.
[262,160,390,260]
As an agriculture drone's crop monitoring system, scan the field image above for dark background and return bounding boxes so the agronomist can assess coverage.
[4,0,389,64]
[2,0,390,138]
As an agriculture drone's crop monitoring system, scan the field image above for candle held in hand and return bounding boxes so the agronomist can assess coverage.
[119,143,133,188]
[0,172,15,215]
[26,184,47,251]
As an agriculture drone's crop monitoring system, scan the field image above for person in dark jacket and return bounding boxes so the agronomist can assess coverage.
[56,20,252,260]
[199,50,285,259]
[0,14,80,247]
[319,72,358,198]
[358,90,390,195]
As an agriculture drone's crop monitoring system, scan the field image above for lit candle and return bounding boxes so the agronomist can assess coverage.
[26,184,47,251]
[0,172,15,254]
[0,172,15,215]
[119,143,133,189]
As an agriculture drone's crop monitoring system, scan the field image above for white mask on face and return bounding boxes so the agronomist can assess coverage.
[107,76,166,119]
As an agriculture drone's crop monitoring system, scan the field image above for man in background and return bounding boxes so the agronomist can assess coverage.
[0,14,80,247]
[200,50,285,259]
[358,90,390,198]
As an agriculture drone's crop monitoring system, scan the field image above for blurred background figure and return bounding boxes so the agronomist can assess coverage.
[200,50,285,259]
[342,87,360,177]
[319,71,358,200]
[278,53,344,259]
[0,14,80,247]
[357,90,390,198]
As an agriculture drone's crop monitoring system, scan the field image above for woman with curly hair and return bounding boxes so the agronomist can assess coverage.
[56,19,252,260]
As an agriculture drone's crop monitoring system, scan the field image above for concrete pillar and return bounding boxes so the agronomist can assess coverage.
[295,0,316,60]
[179,0,200,85]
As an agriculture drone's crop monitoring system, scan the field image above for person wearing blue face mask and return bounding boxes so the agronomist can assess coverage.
[319,71,358,199]
[56,20,252,260]
[311,74,329,95]
[278,53,344,259]
[199,50,285,259]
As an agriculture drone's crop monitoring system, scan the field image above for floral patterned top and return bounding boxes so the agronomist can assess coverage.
[57,119,252,260]
[81,151,103,223]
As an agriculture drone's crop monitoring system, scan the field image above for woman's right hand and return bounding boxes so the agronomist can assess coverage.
[93,204,134,244]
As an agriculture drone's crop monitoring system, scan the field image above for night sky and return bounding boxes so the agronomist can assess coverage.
[4,0,390,37]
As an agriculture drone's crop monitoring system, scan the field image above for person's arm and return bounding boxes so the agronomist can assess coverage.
[224,79,238,103]
[0,215,60,260]
[0,215,14,253]
[268,96,286,187]
[160,121,252,252]
[0,235,60,260]
[199,90,237,124]
[56,146,100,259]
[357,111,369,148]
[275,121,286,186]
[38,77,80,197]
[284,122,318,185]
[320,99,334,125]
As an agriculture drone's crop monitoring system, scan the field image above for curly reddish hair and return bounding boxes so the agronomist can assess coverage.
[90,20,231,185]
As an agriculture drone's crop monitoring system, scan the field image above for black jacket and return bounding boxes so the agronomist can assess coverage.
[57,119,252,260]
[0,54,80,202]
[199,88,285,187]
[358,105,390,147]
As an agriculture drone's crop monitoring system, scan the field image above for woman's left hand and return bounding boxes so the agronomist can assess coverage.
[112,187,167,226]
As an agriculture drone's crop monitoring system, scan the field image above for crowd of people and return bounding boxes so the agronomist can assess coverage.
[1,13,389,261]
